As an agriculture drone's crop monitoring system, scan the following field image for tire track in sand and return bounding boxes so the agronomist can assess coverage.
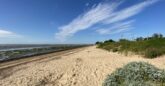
[58,58,83,86]
[34,58,84,86]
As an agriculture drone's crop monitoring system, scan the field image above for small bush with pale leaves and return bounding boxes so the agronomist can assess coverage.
[103,62,165,86]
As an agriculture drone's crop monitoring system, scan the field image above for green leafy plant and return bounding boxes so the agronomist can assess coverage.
[103,62,165,86]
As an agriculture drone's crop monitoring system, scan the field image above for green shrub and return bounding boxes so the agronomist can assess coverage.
[112,48,118,52]
[103,62,165,86]
[144,48,163,58]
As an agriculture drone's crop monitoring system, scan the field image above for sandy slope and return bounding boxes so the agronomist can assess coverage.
[0,46,165,86]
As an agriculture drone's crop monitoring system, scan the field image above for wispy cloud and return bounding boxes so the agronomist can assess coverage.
[55,2,120,41]
[96,20,134,35]
[55,0,159,41]
[0,29,22,38]
[104,0,158,24]
[85,3,89,7]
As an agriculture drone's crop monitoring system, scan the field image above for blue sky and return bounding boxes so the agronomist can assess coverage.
[0,0,165,44]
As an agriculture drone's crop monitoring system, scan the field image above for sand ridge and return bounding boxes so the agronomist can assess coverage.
[0,46,165,86]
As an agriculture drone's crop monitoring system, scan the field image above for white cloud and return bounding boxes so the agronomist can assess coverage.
[96,20,134,35]
[55,2,120,41]
[104,0,158,24]
[85,3,89,6]
[0,29,22,38]
[55,0,159,41]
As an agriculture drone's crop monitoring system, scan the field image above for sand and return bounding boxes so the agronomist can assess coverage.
[0,46,165,86]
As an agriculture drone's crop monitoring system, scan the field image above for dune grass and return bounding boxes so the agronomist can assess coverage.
[96,33,165,58]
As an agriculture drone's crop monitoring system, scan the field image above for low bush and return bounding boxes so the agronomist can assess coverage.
[144,48,163,58]
[103,62,165,86]
[112,48,118,52]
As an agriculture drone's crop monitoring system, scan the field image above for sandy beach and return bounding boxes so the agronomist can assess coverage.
[0,46,165,86]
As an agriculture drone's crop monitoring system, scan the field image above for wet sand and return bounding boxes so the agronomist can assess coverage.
[0,46,165,86]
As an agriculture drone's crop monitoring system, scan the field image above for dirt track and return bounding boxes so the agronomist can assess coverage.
[0,46,165,86]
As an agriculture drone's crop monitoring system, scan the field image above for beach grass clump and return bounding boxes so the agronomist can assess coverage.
[96,33,165,58]
[103,62,165,86]
[144,48,164,58]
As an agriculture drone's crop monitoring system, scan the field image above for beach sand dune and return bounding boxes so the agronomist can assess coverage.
[0,46,165,86]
